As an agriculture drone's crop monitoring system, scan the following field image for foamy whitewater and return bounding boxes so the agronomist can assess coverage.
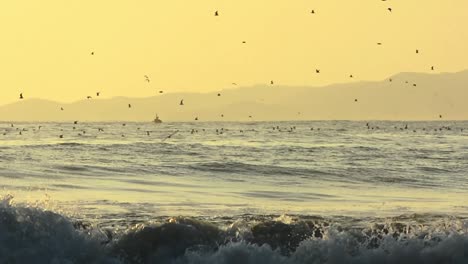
[0,121,467,263]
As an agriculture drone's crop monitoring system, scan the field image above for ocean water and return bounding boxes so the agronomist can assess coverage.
[0,121,467,263]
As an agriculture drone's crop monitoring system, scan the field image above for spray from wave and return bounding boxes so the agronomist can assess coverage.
[0,195,466,264]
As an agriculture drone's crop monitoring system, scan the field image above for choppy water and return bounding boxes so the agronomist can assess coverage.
[0,121,467,263]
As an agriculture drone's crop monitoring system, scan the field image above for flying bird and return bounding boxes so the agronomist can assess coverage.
[19,93,23,99]
[316,69,320,73]
[96,92,100,96]
[215,11,219,16]
[162,130,179,142]
[377,42,382,45]
[60,107,64,111]
[439,115,443,119]
[180,99,184,106]
[388,8,392,12]
[159,90,164,93]
[217,93,221,96]
[87,96,92,99]
[91,52,94,55]
[232,83,237,86]
[416,49,419,54]
[354,99,358,102]
[349,75,353,78]
[431,66,435,71]
[311,10,315,14]
[144,75,150,82]
[270,80,274,85]
[128,104,132,108]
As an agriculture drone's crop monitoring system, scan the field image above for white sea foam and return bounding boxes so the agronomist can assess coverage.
[0,196,466,264]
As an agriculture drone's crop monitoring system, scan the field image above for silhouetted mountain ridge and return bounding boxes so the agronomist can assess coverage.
[1,71,467,121]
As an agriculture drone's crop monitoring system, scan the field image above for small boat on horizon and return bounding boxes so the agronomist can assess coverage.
[154,114,162,123]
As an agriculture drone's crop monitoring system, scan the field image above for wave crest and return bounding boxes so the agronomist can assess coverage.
[0,197,466,264]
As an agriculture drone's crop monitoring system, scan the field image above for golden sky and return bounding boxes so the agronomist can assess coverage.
[1,0,468,105]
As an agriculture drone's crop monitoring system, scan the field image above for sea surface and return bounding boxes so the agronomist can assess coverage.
[0,121,467,263]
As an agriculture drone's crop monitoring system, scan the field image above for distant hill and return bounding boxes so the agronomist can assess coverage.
[1,70,468,121]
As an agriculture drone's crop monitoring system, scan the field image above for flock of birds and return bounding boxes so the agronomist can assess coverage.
[1,121,465,141]
[12,3,454,137]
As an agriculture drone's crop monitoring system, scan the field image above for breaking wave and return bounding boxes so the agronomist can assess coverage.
[1,195,466,264]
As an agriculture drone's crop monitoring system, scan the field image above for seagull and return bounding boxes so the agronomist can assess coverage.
[19,93,24,99]
[74,121,78,124]
[162,130,179,142]
[215,11,219,16]
[413,84,417,87]
[389,78,393,82]
[96,92,100,96]
[311,10,315,14]
[195,117,198,121]
[159,91,164,93]
[349,75,354,78]
[270,80,274,85]
[87,96,92,99]
[60,107,64,111]
[144,75,150,82]
[439,114,443,119]
[128,104,132,108]
[388,8,392,12]
[180,99,184,106]
[377,42,382,45]
[232,83,237,86]
[242,41,246,44]
[416,49,419,54]
[91,52,94,55]
[431,66,435,71]
[355,99,358,102]
[316,69,320,73]
[217,93,221,96]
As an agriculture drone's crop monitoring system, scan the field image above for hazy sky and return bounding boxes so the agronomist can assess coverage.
[1,0,468,105]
